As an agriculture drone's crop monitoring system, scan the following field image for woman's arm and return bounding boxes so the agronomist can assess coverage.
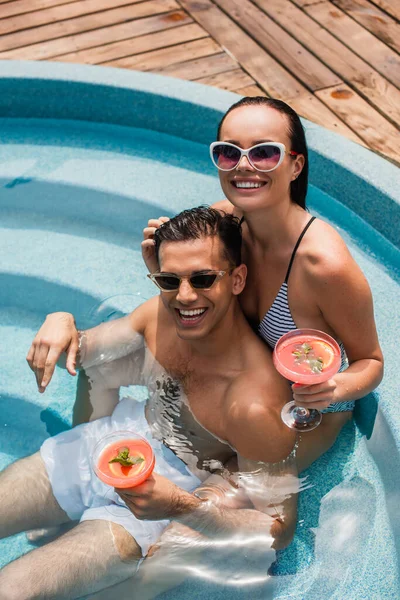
[141,216,170,273]
[293,231,383,410]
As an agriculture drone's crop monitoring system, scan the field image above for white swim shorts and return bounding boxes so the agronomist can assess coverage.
[40,398,201,557]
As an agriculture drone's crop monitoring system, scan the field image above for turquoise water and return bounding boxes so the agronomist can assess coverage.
[0,118,399,598]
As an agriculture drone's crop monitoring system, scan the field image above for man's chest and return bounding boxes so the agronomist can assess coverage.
[149,348,232,442]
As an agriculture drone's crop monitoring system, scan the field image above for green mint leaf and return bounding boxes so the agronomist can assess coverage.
[292,344,324,373]
[108,447,145,467]
[109,457,134,466]
[131,456,145,465]
[309,357,324,373]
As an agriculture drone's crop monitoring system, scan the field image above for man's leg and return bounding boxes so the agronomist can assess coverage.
[0,520,142,600]
[0,452,70,539]
[88,522,204,600]
[88,471,255,600]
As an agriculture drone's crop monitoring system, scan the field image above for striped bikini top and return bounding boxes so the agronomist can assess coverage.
[258,216,316,349]
[258,217,346,365]
[257,216,352,410]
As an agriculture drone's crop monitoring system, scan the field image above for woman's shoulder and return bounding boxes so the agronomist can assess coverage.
[211,199,243,219]
[301,218,359,283]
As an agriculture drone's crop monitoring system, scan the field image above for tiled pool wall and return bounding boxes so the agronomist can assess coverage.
[0,60,399,249]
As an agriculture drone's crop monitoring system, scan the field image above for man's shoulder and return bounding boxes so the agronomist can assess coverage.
[131,296,177,355]
[227,366,288,411]
[239,329,282,384]
[224,373,295,463]
[129,295,161,332]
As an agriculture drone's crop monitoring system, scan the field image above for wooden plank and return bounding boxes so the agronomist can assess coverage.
[178,0,365,143]
[305,1,400,89]
[0,0,147,36]
[0,3,180,59]
[332,0,400,54]
[291,0,322,4]
[233,85,267,97]
[316,84,400,162]
[106,37,221,71]
[178,0,308,100]
[57,21,204,64]
[152,52,239,80]
[0,0,179,52]
[214,0,341,91]
[254,0,400,127]
[289,93,366,145]
[0,0,80,19]
[368,0,400,20]
[195,69,256,91]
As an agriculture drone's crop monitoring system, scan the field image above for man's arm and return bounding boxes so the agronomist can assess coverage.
[26,312,79,393]
[121,370,299,550]
[180,457,299,552]
[26,298,156,392]
[119,455,298,552]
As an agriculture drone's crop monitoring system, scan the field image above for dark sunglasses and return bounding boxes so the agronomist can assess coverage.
[210,141,299,172]
[147,270,228,292]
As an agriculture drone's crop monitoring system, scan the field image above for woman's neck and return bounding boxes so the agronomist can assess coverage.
[242,202,307,252]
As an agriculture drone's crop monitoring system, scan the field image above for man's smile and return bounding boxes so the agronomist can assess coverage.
[175,307,208,327]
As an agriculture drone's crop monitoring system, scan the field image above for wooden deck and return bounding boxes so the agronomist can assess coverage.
[0,0,399,164]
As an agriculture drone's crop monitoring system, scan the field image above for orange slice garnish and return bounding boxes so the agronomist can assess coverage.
[313,340,335,369]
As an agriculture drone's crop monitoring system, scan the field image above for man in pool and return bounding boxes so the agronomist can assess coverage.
[0,207,298,599]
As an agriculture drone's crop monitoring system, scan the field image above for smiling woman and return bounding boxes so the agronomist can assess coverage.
[215,97,308,210]
[211,97,383,420]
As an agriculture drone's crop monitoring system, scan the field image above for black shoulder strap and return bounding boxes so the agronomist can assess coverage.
[284,216,316,283]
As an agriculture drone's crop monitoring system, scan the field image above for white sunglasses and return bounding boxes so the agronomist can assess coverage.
[210,141,299,172]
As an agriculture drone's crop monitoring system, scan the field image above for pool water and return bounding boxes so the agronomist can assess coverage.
[0,117,399,599]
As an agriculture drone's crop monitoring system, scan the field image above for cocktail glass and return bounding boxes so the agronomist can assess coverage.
[273,329,341,431]
[91,430,155,515]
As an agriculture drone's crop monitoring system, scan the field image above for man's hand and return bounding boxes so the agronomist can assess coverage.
[116,473,199,521]
[141,217,170,274]
[26,312,79,393]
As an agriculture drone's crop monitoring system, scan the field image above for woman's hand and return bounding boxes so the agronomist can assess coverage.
[141,216,170,273]
[26,312,79,393]
[291,379,338,411]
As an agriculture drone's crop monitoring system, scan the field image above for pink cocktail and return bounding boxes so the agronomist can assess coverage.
[273,329,341,431]
[92,430,155,489]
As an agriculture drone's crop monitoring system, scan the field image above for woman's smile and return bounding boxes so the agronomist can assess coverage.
[231,178,267,190]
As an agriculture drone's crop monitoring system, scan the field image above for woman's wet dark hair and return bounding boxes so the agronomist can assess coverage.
[217,97,308,209]
[154,206,242,267]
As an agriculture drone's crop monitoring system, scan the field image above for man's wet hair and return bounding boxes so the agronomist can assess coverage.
[154,206,242,267]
